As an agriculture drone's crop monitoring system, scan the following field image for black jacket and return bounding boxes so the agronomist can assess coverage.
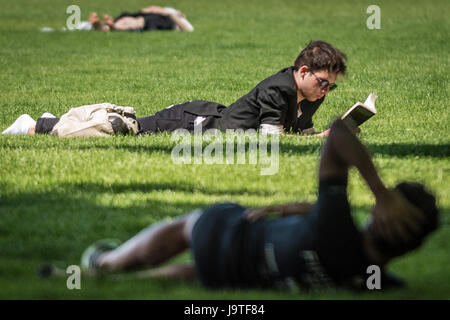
[183,67,325,132]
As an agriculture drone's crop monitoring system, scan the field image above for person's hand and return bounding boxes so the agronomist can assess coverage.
[315,129,330,137]
[372,189,425,245]
[321,125,359,137]
[245,206,280,222]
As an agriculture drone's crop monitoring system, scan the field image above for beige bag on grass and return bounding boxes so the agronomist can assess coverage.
[51,103,139,137]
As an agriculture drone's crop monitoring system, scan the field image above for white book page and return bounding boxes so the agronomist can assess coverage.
[363,93,378,114]
[341,93,378,119]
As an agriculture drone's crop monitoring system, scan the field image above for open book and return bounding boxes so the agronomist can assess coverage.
[341,93,377,128]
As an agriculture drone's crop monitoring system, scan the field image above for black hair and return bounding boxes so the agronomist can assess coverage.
[373,182,439,257]
[294,40,347,75]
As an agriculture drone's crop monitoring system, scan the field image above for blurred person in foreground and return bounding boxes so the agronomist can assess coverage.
[78,119,439,291]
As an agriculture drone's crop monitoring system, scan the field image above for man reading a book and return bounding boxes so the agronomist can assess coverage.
[3,41,346,137]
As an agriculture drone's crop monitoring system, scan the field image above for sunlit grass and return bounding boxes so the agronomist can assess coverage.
[0,0,448,299]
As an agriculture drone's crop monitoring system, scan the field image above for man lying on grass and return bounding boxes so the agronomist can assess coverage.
[78,119,439,290]
[3,41,345,138]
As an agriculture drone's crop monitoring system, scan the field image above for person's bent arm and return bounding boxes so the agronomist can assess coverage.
[322,119,424,243]
[320,119,385,197]
[166,12,193,32]
[139,6,193,32]
[246,202,313,222]
[140,6,166,14]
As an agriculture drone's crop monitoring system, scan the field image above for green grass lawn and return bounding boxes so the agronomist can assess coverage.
[0,0,449,299]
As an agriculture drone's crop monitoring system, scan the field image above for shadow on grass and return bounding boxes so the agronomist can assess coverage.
[2,138,449,158]
[0,187,210,259]
[280,142,450,158]
[1,181,276,199]
[369,143,450,158]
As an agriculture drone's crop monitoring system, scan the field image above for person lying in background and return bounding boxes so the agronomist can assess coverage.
[3,41,345,138]
[89,5,194,32]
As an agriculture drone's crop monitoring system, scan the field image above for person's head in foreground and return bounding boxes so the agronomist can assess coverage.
[293,40,347,102]
[366,181,439,263]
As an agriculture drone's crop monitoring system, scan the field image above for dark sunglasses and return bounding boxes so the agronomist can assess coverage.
[310,70,337,91]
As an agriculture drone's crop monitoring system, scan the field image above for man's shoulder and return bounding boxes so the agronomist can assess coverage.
[256,66,297,96]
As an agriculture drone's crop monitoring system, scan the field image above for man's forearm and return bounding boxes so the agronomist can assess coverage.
[279,202,314,216]
[327,120,387,198]
[245,202,313,221]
